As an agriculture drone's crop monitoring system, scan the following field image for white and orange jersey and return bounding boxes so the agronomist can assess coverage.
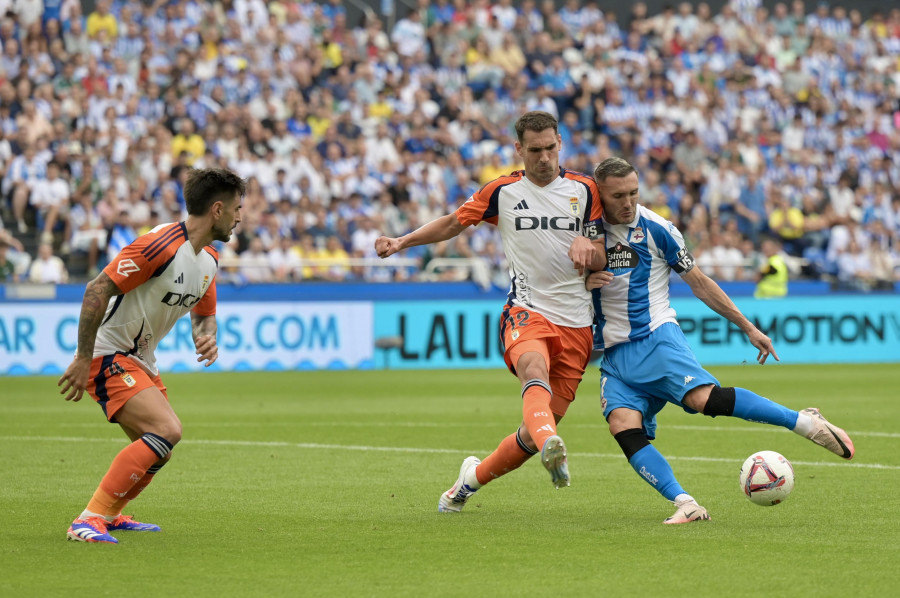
[94,222,218,376]
[456,168,604,327]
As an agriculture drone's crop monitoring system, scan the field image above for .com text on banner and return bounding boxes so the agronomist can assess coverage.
[0,302,374,375]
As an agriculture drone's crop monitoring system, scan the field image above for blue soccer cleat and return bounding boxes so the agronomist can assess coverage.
[66,517,118,544]
[107,515,161,532]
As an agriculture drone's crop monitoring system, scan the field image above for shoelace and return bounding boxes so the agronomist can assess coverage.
[79,516,110,533]
[110,515,135,526]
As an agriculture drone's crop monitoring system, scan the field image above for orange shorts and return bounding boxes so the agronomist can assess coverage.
[500,306,593,417]
[86,354,168,423]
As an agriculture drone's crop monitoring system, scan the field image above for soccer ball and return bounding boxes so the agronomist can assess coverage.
[739,450,795,506]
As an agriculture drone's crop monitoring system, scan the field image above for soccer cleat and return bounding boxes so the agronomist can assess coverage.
[438,456,481,513]
[801,407,855,459]
[107,515,161,532]
[66,516,118,544]
[663,498,711,525]
[541,435,570,489]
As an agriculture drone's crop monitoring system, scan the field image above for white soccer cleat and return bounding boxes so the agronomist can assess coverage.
[801,407,855,459]
[663,497,711,525]
[438,456,481,513]
[540,435,570,489]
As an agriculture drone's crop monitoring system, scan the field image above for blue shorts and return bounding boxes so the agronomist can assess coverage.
[599,322,718,440]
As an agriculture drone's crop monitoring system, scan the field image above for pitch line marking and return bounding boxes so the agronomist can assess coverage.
[3,435,899,471]
[54,422,900,439]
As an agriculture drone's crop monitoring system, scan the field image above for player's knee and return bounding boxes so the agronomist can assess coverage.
[607,408,641,435]
[154,420,182,446]
[702,386,736,418]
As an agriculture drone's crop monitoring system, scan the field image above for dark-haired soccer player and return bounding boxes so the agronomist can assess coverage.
[59,168,246,543]
[376,111,611,511]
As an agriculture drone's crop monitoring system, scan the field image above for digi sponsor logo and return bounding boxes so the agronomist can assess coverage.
[515,216,582,231]
[161,292,202,308]
[606,243,638,270]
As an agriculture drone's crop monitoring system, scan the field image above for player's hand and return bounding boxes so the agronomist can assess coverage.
[747,329,779,364]
[195,334,219,367]
[58,356,92,402]
[568,236,596,276]
[375,236,401,259]
[585,270,614,290]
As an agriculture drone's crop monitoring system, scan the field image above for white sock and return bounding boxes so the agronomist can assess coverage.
[792,412,814,437]
[78,509,107,521]
[465,466,482,490]
[674,493,693,504]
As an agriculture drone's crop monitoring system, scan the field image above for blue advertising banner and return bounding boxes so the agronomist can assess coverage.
[2,283,898,374]
[372,295,900,369]
[0,302,374,375]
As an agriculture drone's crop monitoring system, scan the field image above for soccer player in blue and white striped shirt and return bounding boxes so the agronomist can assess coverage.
[583,157,856,524]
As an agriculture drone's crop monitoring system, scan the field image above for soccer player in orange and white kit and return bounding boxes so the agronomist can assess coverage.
[375,111,612,512]
[58,168,246,543]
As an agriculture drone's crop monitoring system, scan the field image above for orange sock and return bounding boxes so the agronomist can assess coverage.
[521,379,556,451]
[475,431,536,485]
[86,435,170,517]
[108,470,158,517]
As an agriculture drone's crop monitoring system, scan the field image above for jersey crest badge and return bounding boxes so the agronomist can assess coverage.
[511,329,520,341]
[120,372,137,388]
[201,275,210,294]
[569,197,580,216]
[630,227,645,243]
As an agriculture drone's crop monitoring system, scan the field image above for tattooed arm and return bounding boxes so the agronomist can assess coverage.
[191,313,219,367]
[58,272,122,401]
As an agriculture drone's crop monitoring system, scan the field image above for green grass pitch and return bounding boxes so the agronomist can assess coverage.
[2,364,898,597]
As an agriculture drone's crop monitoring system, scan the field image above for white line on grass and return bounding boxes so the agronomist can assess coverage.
[3,435,900,471]
[54,422,900,439]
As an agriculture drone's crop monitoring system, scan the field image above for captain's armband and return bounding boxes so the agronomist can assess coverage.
[584,219,604,241]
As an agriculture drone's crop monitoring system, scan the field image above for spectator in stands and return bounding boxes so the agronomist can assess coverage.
[754,238,789,298]
[27,241,69,283]
[29,160,70,242]
[0,240,17,281]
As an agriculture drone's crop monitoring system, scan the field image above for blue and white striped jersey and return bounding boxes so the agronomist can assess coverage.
[591,205,694,350]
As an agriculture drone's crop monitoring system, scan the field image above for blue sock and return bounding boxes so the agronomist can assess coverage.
[628,445,685,501]
[732,388,799,429]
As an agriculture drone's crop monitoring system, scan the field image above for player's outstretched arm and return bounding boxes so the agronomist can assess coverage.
[375,213,467,259]
[682,266,779,364]
[58,271,123,401]
[191,313,219,367]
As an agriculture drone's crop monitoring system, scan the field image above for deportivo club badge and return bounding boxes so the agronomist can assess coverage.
[630,227,645,243]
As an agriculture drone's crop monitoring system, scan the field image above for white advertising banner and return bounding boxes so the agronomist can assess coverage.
[0,302,374,375]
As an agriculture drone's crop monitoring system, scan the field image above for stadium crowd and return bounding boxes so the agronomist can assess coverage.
[0,0,899,291]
